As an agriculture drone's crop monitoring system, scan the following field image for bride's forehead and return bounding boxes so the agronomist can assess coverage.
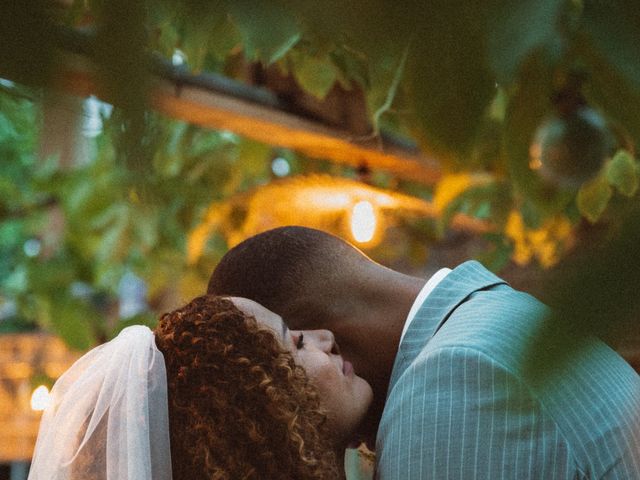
[229,296,285,337]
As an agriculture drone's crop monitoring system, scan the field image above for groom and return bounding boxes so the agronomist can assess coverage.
[207,226,640,478]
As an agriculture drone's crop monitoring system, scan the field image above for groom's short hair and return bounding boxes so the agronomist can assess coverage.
[207,226,345,320]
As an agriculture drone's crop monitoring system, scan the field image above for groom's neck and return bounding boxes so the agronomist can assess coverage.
[362,269,424,374]
[350,271,425,438]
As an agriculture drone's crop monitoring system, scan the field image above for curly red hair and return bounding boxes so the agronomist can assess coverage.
[154,295,342,479]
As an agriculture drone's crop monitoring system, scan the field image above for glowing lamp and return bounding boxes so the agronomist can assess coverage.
[187,174,441,261]
[30,385,52,411]
[351,201,377,243]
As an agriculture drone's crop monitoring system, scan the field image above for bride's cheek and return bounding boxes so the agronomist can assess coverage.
[312,365,337,393]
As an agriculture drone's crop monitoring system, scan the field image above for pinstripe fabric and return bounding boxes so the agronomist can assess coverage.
[376,261,640,479]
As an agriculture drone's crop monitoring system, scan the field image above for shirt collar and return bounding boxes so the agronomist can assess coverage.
[399,267,452,346]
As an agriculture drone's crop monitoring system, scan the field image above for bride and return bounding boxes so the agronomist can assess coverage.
[28,295,373,479]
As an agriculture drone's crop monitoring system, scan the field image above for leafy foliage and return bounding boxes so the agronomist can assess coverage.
[1,0,640,358]
[576,174,612,224]
[0,85,278,343]
[607,150,639,197]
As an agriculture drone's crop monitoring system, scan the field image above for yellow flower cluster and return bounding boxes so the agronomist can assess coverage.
[505,210,574,268]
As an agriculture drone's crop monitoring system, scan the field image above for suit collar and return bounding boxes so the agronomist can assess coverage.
[387,260,507,394]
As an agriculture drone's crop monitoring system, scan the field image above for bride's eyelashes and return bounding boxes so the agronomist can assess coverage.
[295,332,305,350]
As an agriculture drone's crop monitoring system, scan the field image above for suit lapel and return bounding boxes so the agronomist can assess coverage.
[387,261,507,394]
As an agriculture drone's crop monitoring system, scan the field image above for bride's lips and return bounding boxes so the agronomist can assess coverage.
[343,360,354,376]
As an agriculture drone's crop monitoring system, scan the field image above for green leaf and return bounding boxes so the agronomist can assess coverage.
[153,121,189,177]
[484,0,564,84]
[4,265,28,295]
[65,0,86,24]
[331,48,370,90]
[26,256,78,294]
[132,207,159,253]
[440,180,509,234]
[370,45,409,134]
[96,211,129,263]
[577,174,612,223]
[93,0,149,113]
[206,14,242,63]
[577,28,640,145]
[520,199,545,229]
[0,315,37,334]
[25,295,53,330]
[291,53,338,100]
[504,52,573,215]
[50,297,98,351]
[180,21,212,73]
[607,150,639,197]
[0,0,56,87]
[525,207,640,384]
[0,110,19,140]
[227,1,301,64]
[582,0,640,91]
[156,22,180,59]
[406,2,496,162]
[476,236,513,273]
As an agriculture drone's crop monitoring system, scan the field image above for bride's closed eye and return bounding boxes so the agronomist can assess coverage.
[295,333,305,350]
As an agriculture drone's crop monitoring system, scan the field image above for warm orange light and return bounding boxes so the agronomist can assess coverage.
[351,201,377,243]
[30,385,52,411]
[529,143,543,170]
[187,175,439,261]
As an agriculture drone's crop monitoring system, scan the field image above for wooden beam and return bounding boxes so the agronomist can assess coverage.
[15,55,491,234]
[153,81,442,184]
[57,56,442,185]
[54,59,491,234]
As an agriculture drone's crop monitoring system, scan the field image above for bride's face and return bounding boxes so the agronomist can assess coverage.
[230,297,373,443]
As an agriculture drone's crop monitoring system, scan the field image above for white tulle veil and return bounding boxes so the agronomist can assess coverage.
[28,325,172,480]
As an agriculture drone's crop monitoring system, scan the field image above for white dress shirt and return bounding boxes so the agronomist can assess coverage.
[399,268,451,346]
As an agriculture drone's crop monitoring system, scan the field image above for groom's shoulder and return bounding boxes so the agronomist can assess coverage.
[437,260,506,291]
[426,260,543,316]
[430,262,548,334]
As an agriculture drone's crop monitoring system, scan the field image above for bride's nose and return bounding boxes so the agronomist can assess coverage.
[307,330,340,355]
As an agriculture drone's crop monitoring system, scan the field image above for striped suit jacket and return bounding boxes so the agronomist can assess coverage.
[376,261,640,479]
